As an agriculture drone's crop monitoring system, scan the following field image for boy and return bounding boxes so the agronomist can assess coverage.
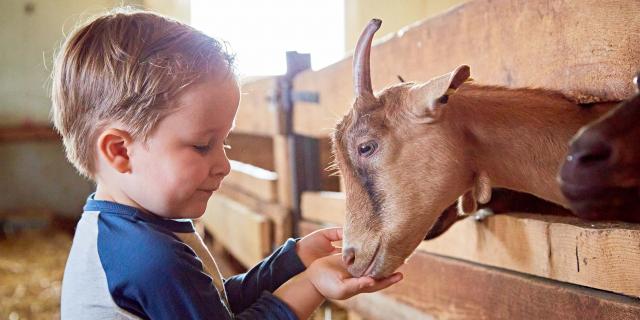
[53,8,402,320]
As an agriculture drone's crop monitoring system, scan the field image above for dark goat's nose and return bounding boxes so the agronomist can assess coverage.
[342,247,356,266]
[573,140,613,166]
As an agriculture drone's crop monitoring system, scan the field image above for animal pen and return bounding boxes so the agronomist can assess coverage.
[201,0,640,319]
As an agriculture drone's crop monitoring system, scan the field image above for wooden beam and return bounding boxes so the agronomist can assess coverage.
[335,292,433,320]
[318,137,341,192]
[235,77,277,136]
[224,160,278,203]
[293,0,640,137]
[200,195,271,268]
[274,135,294,209]
[216,183,291,246]
[386,251,640,319]
[301,221,640,319]
[300,191,345,226]
[419,213,640,298]
[226,133,274,171]
[0,125,59,142]
[301,197,640,298]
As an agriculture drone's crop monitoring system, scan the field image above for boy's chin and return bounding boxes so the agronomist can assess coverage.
[180,205,208,219]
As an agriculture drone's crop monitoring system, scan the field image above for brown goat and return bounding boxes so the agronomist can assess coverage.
[333,19,615,278]
[559,75,640,221]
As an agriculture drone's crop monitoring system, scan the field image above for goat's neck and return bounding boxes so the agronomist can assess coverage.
[450,84,612,206]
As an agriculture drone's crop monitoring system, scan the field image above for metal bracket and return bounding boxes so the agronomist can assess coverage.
[291,91,320,104]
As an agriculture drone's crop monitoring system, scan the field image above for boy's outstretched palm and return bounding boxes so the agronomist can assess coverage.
[307,254,403,300]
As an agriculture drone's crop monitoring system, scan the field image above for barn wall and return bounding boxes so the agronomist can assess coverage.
[0,0,188,216]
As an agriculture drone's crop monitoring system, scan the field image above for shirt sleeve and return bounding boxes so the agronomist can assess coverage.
[101,229,303,319]
[224,238,307,314]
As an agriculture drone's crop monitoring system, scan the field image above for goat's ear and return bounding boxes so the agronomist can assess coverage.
[409,65,471,123]
[457,171,492,215]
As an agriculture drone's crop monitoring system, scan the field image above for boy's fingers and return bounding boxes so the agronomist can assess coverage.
[320,227,343,242]
[363,272,403,293]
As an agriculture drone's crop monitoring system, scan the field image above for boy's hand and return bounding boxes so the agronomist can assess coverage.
[306,254,403,300]
[296,227,343,267]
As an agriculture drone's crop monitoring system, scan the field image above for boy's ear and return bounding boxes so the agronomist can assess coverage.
[97,128,133,174]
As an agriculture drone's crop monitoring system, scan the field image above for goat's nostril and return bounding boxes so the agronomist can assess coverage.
[576,143,612,166]
[342,247,356,266]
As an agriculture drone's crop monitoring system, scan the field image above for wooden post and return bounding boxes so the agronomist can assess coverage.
[274,51,319,237]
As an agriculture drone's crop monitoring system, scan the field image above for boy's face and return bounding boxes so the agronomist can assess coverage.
[125,73,240,218]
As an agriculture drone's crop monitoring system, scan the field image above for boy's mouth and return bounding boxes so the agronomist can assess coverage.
[197,187,218,194]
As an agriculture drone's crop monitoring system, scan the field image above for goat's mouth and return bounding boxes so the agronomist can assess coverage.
[348,241,381,278]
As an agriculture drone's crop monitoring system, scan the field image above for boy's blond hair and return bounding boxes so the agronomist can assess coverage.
[51,8,234,180]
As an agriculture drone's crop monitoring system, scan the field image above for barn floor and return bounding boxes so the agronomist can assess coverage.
[0,227,71,320]
[0,221,353,320]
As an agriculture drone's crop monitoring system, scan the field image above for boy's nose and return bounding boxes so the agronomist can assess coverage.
[211,155,231,177]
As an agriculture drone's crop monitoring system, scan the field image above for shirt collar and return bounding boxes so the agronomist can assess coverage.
[83,193,195,233]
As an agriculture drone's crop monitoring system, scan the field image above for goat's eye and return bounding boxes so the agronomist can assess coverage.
[437,94,449,104]
[357,141,378,157]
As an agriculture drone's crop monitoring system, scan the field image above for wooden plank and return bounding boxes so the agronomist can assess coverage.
[235,77,277,136]
[302,222,640,320]
[299,220,324,236]
[302,198,640,298]
[0,124,59,142]
[274,135,294,209]
[226,133,274,171]
[418,213,640,298]
[293,0,640,137]
[335,292,433,320]
[224,160,278,202]
[300,191,346,226]
[387,251,640,320]
[201,231,247,278]
[200,195,271,267]
[216,183,291,246]
[318,138,341,192]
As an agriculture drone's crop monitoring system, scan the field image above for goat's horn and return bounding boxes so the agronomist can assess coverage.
[354,19,382,98]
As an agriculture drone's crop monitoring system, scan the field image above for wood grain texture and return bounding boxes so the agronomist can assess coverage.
[418,213,640,298]
[293,0,640,137]
[274,135,294,209]
[224,160,278,203]
[300,191,346,226]
[201,195,271,267]
[235,77,277,136]
[301,221,640,320]
[301,195,640,298]
[225,133,274,171]
[216,183,291,246]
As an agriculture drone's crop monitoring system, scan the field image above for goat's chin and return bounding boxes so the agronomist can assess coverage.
[347,242,414,279]
[367,254,409,279]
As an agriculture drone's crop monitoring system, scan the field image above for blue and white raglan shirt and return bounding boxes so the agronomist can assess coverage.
[61,194,306,319]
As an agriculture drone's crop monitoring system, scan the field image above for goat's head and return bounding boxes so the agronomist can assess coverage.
[333,19,486,278]
[559,75,640,219]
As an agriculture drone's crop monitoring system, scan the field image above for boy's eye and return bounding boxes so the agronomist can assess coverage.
[193,145,211,153]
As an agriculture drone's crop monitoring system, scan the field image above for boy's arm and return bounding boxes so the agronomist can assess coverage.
[224,238,306,314]
[272,271,325,319]
[115,239,301,320]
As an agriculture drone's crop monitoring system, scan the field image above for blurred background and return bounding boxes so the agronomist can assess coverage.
[0,0,465,319]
